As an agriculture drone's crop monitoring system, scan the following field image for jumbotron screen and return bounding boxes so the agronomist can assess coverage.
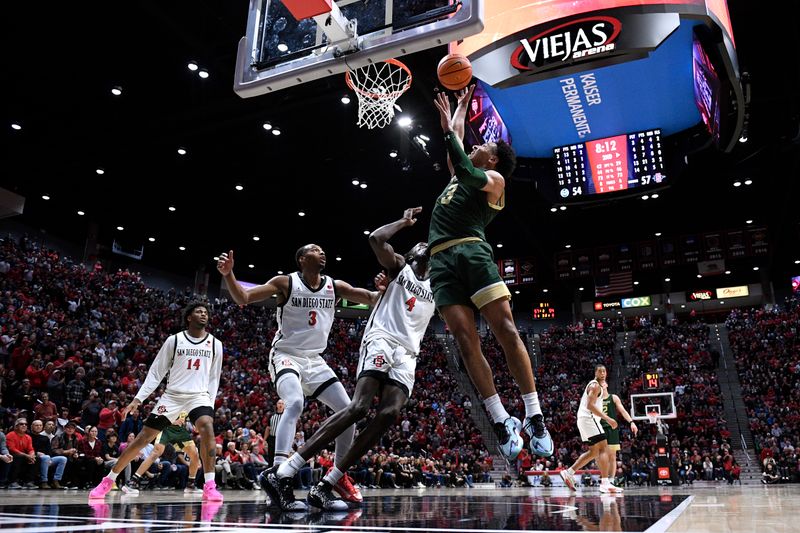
[553,129,666,199]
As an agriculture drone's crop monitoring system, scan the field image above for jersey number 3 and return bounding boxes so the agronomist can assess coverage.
[186,358,201,370]
[308,310,318,326]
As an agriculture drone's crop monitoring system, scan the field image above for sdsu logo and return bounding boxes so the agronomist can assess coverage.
[157,406,168,414]
[280,359,293,367]
[372,355,386,368]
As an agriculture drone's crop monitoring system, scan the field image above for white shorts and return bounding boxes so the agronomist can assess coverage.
[269,349,339,399]
[356,336,416,397]
[148,391,214,428]
[577,416,607,445]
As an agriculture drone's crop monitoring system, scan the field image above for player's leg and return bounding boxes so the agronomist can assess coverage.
[440,303,522,462]
[89,425,161,498]
[135,443,165,478]
[191,411,222,500]
[479,293,553,458]
[184,442,201,492]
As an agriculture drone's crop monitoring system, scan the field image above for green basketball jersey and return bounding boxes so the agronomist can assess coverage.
[601,393,618,431]
[428,177,504,248]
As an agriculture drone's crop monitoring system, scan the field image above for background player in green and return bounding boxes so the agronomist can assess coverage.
[431,85,553,460]
[598,367,638,490]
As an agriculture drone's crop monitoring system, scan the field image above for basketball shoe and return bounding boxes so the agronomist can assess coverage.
[494,416,523,461]
[523,414,554,457]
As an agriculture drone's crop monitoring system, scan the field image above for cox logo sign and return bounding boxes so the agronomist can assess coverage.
[621,296,651,309]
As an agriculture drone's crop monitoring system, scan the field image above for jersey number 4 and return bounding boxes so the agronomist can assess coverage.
[405,297,416,312]
[186,358,201,370]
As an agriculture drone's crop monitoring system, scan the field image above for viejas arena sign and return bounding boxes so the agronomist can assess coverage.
[511,17,621,71]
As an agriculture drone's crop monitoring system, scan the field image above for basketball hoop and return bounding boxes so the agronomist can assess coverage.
[345,59,413,129]
[647,411,660,425]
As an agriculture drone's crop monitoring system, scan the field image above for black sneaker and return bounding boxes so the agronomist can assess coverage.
[260,466,307,511]
[307,481,349,511]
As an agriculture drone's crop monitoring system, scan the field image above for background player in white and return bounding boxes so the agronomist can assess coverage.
[90,302,224,502]
[560,366,619,493]
[271,208,435,511]
[216,245,379,511]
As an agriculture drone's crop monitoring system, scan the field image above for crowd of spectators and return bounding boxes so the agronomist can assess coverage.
[727,295,800,484]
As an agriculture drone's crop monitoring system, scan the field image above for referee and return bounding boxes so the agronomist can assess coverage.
[265,399,284,467]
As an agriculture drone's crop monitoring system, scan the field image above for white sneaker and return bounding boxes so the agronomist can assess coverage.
[184,486,203,494]
[560,469,576,491]
[599,483,622,494]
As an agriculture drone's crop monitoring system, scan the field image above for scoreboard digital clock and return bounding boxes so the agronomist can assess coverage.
[554,129,666,199]
[533,302,556,320]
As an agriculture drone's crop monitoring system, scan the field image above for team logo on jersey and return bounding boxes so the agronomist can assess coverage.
[280,359,293,367]
[157,406,168,414]
[372,355,386,368]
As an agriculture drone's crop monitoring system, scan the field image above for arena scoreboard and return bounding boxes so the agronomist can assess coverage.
[554,129,666,199]
[533,302,556,320]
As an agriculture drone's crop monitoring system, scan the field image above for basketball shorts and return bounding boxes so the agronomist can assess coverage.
[157,424,194,449]
[602,422,621,451]
[430,240,510,309]
[577,416,607,445]
[269,349,339,399]
[145,391,214,430]
[357,336,416,397]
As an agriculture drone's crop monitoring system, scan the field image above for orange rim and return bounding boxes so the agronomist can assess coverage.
[345,58,413,100]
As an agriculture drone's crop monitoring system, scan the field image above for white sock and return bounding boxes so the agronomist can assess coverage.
[204,472,215,483]
[567,467,575,476]
[106,471,119,481]
[277,453,306,479]
[601,477,609,485]
[324,466,344,486]
[484,394,510,424]
[273,455,287,466]
[522,392,542,418]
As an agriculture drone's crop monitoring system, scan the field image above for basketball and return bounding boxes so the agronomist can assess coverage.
[437,53,472,91]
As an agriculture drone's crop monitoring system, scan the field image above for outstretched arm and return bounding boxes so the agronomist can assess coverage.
[368,207,422,278]
[612,394,638,435]
[451,85,475,143]
[335,280,381,307]
[216,250,287,304]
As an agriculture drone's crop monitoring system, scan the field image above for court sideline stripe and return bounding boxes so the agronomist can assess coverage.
[643,495,695,533]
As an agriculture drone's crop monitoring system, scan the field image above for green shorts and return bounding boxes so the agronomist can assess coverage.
[602,423,620,450]
[430,239,511,309]
[157,425,194,449]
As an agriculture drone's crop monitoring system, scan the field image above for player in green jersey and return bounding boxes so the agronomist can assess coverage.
[431,86,552,461]
[598,366,637,490]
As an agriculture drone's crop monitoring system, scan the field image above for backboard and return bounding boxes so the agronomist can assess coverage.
[630,392,676,422]
[234,0,483,97]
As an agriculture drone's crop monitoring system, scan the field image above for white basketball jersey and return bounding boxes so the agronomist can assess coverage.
[578,379,603,421]
[363,264,435,355]
[272,272,337,355]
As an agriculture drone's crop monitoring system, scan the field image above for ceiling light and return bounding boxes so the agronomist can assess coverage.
[262,122,272,131]
[272,128,281,136]
[96,168,105,175]
[697,274,702,278]
[198,68,209,79]
[363,230,370,235]
[11,123,21,131]
[725,270,731,274]
[543,289,548,293]
[795,260,800,265]
[187,61,198,71]
[248,264,255,269]
[360,183,367,189]
[341,95,351,104]
[744,179,753,185]
[298,211,305,217]
[641,195,650,200]
[571,267,576,271]
[654,232,662,237]
[651,193,659,199]
[514,290,520,294]
[739,134,748,143]
[633,281,639,285]
[177,147,187,155]
[213,256,219,261]
[746,219,753,224]
[277,43,289,52]
[111,86,122,96]
[664,277,670,282]
[389,150,398,158]
[550,207,557,213]
[235,184,244,191]
[148,237,155,242]
[559,206,567,211]
[720,301,725,304]
[253,236,260,241]
[335,256,342,261]
[496,243,503,248]
[397,116,412,128]
[352,179,360,186]
[419,134,430,141]
[168,206,176,212]
[681,304,686,308]
[654,307,659,311]
[179,246,186,251]
[733,181,741,187]
[117,226,124,231]
[565,244,571,249]
[277,270,284,274]
[579,287,584,291]
[77,210,85,216]
[753,266,759,271]
[41,195,50,201]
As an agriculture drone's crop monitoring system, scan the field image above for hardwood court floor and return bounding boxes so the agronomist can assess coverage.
[0,483,794,532]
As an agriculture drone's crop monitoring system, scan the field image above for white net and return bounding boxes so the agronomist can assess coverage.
[346,59,412,129]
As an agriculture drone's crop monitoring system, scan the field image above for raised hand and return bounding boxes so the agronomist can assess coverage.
[374,272,389,293]
[433,91,454,132]
[403,207,423,226]
[455,84,476,106]
[216,250,234,276]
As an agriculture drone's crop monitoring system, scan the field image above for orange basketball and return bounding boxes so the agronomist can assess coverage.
[437,53,472,91]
